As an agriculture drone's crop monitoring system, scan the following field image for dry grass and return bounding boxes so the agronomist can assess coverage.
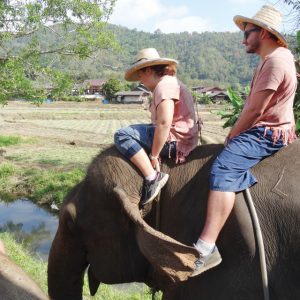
[0,101,229,204]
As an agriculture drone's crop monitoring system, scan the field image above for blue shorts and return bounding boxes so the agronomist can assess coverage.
[210,127,285,192]
[114,124,176,159]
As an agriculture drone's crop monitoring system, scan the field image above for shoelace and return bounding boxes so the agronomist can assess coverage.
[195,259,204,267]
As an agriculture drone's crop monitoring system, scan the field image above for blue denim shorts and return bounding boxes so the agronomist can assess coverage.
[114,124,176,159]
[210,127,285,192]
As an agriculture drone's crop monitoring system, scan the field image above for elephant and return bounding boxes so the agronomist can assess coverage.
[0,240,48,300]
[48,140,300,300]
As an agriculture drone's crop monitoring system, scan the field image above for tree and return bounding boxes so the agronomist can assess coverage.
[281,0,300,32]
[0,0,117,104]
[102,77,124,101]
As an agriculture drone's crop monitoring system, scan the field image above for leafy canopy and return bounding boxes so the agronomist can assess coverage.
[102,77,125,101]
[0,0,117,104]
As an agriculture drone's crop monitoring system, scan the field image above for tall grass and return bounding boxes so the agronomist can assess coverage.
[0,162,16,179]
[0,162,20,200]
[24,168,85,206]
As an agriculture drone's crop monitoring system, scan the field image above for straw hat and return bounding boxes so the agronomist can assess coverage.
[125,48,178,82]
[233,5,287,47]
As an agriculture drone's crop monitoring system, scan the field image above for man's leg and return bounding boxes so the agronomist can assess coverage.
[200,190,235,243]
[190,191,234,277]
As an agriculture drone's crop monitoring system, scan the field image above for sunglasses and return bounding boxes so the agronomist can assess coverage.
[243,28,261,40]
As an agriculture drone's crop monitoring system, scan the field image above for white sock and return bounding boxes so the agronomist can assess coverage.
[145,171,157,181]
[194,238,215,257]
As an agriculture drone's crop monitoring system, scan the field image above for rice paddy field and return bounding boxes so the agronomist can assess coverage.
[0,100,230,205]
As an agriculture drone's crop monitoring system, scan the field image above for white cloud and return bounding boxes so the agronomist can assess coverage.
[110,0,163,27]
[109,0,211,33]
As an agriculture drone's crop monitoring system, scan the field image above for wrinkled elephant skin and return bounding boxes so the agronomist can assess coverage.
[48,141,300,300]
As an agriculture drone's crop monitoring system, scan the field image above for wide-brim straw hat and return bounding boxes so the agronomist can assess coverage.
[233,5,287,47]
[125,48,178,81]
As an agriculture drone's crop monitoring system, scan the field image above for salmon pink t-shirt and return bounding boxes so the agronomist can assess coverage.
[247,47,297,144]
[149,75,199,162]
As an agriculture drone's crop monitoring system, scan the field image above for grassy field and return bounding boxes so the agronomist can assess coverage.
[0,100,228,206]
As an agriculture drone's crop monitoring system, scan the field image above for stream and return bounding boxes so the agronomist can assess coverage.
[0,198,58,261]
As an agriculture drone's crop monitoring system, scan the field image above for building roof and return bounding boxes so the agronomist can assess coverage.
[133,84,150,93]
[115,91,150,96]
[209,91,228,97]
[192,86,225,93]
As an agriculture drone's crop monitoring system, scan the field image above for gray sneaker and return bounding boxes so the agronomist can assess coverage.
[140,172,169,206]
[190,246,222,277]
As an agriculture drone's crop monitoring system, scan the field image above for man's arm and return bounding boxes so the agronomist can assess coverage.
[228,89,275,140]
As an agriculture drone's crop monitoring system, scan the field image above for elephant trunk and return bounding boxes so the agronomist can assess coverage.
[48,223,88,300]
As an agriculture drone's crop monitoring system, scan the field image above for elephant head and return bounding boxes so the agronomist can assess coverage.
[48,146,199,299]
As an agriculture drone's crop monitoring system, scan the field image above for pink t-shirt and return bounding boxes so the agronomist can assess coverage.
[247,47,297,144]
[149,75,199,162]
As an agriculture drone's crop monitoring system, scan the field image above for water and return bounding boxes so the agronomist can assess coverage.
[0,198,58,261]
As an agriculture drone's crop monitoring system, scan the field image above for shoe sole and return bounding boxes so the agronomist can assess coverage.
[190,254,222,277]
[142,174,169,205]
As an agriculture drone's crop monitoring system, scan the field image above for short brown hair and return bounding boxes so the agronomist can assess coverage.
[149,63,177,77]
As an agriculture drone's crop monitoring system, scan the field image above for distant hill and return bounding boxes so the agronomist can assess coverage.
[31,24,296,89]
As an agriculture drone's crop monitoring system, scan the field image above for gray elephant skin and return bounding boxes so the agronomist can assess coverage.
[0,251,48,299]
[48,140,300,300]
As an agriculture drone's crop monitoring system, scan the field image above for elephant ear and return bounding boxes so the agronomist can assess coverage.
[113,186,198,283]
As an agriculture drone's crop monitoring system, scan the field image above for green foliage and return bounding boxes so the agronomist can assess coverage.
[0,0,117,104]
[192,91,212,104]
[0,162,20,200]
[0,135,22,147]
[102,77,124,100]
[0,135,35,147]
[217,87,248,128]
[24,168,85,206]
[0,162,16,179]
[44,69,74,101]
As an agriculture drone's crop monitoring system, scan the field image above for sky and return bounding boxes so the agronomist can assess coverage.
[109,0,297,34]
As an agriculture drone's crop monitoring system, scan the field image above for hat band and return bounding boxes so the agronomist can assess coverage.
[131,57,150,65]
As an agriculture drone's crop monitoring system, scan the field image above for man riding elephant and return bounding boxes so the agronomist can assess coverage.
[191,5,297,277]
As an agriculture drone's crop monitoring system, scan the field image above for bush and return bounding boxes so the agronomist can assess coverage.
[217,87,247,128]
